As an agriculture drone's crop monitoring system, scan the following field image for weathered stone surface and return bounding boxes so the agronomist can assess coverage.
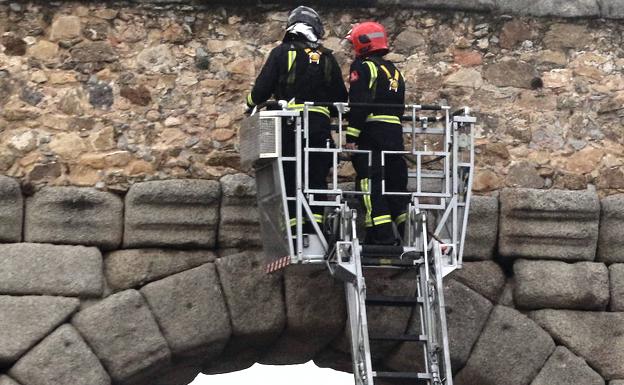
[9,325,111,385]
[24,187,123,250]
[530,346,605,385]
[1,36,26,56]
[203,353,256,375]
[0,243,103,297]
[455,306,555,385]
[514,259,609,310]
[499,188,600,261]
[610,381,624,385]
[151,363,201,385]
[215,251,284,365]
[0,296,79,365]
[0,376,19,385]
[219,174,261,249]
[260,265,346,364]
[120,85,151,106]
[386,279,493,373]
[141,263,231,357]
[71,41,118,63]
[444,68,483,88]
[473,169,504,192]
[0,176,22,243]
[379,0,495,11]
[124,180,221,249]
[72,290,171,384]
[531,309,624,380]
[464,195,498,260]
[104,249,216,291]
[484,60,539,89]
[314,347,353,374]
[500,20,533,49]
[450,261,507,303]
[600,0,624,18]
[49,15,82,41]
[393,27,427,54]
[136,45,177,73]
[498,279,516,307]
[87,80,114,108]
[543,24,591,49]
[598,194,624,263]
[497,0,600,17]
[506,161,545,188]
[446,280,494,371]
[610,264,624,312]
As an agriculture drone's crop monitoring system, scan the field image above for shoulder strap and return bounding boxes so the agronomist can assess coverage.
[362,60,378,90]
[286,47,297,88]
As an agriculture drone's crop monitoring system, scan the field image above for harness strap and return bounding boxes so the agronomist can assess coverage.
[363,61,378,90]
[286,50,297,88]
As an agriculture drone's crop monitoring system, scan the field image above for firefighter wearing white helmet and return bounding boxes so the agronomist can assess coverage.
[246,6,348,233]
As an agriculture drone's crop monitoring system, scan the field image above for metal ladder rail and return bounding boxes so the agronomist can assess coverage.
[285,101,462,385]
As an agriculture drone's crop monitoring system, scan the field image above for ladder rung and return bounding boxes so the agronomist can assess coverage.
[369,334,427,342]
[362,257,423,267]
[365,295,423,307]
[361,245,421,258]
[374,371,432,380]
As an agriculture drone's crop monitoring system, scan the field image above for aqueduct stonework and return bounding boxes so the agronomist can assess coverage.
[1,1,624,384]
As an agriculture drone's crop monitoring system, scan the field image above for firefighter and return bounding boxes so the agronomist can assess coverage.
[246,6,348,234]
[344,21,409,245]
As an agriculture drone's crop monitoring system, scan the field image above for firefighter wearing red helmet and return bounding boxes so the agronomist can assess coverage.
[246,6,348,233]
[345,21,409,245]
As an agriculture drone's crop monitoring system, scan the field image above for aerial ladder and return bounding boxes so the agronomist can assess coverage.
[241,100,475,385]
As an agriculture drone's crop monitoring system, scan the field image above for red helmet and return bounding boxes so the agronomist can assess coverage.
[346,21,389,57]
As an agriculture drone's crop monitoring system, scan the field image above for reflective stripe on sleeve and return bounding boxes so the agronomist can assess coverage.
[366,114,401,125]
[395,212,407,225]
[361,178,373,228]
[373,215,392,226]
[287,103,331,118]
[346,126,361,138]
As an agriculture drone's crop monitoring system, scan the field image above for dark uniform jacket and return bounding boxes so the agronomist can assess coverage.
[346,54,405,144]
[246,36,348,118]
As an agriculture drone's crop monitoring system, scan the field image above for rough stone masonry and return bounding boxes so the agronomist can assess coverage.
[1,172,624,385]
[1,1,624,385]
[0,1,623,194]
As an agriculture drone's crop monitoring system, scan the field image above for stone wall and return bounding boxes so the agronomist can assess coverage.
[1,173,624,385]
[0,2,624,195]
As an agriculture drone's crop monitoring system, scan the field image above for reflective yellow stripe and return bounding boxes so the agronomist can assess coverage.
[364,61,378,89]
[346,126,361,138]
[287,103,330,118]
[395,212,407,225]
[379,65,400,82]
[313,213,324,223]
[366,114,401,124]
[289,218,297,227]
[379,64,392,79]
[246,94,255,106]
[288,50,297,72]
[373,215,392,226]
[361,178,372,228]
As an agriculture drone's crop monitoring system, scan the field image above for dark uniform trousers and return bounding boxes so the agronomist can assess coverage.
[352,122,409,244]
[282,112,333,232]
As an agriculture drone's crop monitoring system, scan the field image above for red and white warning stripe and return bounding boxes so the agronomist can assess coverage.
[266,256,291,274]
